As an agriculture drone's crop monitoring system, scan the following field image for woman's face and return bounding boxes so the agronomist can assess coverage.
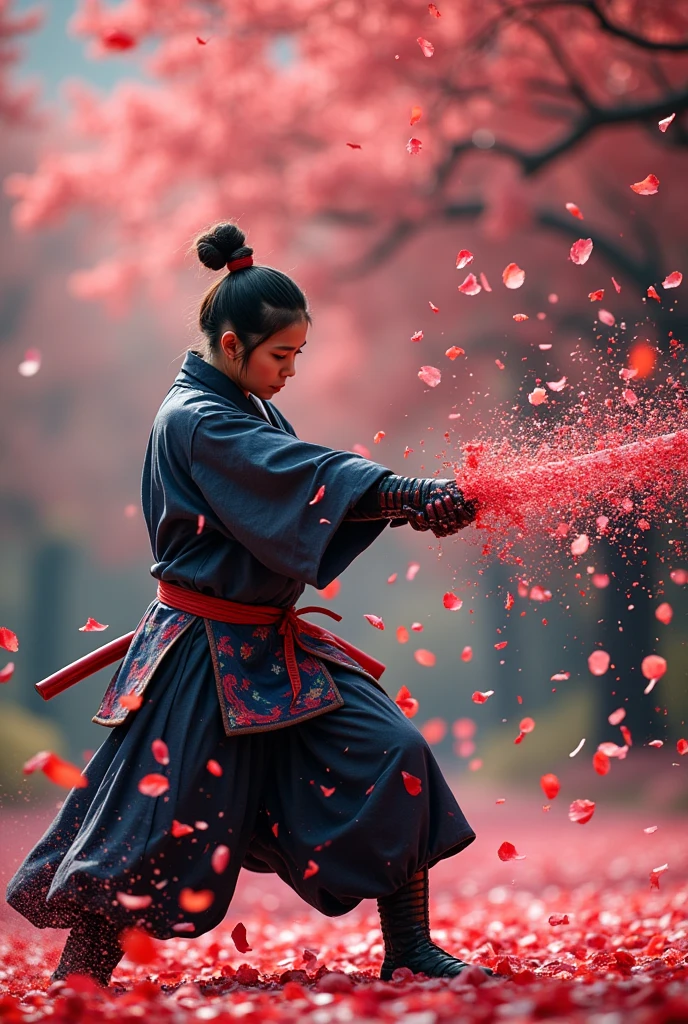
[219,320,308,400]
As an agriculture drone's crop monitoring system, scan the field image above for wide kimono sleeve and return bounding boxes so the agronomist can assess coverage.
[188,409,392,588]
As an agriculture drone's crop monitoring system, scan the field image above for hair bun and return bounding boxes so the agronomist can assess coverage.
[194,221,254,272]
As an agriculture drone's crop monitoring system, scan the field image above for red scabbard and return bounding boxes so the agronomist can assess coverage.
[35,631,136,701]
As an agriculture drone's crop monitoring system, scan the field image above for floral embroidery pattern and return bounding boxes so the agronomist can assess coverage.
[94,599,384,737]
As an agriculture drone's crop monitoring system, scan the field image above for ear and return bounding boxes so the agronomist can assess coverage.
[219,330,242,361]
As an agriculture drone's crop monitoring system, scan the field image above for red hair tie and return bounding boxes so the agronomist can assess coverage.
[226,255,253,272]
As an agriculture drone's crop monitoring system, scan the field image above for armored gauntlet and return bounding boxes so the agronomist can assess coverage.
[348,474,476,538]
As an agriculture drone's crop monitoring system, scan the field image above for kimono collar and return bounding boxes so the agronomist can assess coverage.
[176,349,274,420]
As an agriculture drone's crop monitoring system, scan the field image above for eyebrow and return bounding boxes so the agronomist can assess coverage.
[271,341,308,352]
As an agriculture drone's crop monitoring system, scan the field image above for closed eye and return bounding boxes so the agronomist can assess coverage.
[274,350,304,361]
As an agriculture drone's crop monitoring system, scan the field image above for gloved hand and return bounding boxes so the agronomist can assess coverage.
[348,474,477,538]
[398,479,477,537]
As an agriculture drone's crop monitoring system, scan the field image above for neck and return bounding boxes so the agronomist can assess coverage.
[203,349,249,398]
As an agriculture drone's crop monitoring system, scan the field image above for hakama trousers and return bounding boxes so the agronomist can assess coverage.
[6,618,475,939]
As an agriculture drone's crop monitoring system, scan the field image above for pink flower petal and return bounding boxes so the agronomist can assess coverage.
[363,614,385,630]
[588,650,610,676]
[658,113,675,132]
[662,271,682,289]
[570,533,589,556]
[418,365,441,387]
[458,272,481,296]
[630,174,659,195]
[568,799,595,824]
[598,309,615,327]
[641,654,666,681]
[79,617,109,632]
[406,137,422,155]
[528,387,547,406]
[414,648,436,667]
[547,377,567,392]
[569,238,593,265]
[456,249,474,270]
[502,262,525,289]
[655,602,673,624]
[417,36,434,57]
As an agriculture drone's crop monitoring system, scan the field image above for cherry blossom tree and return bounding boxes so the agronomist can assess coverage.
[3,0,687,311]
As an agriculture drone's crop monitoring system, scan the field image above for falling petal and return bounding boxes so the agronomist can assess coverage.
[458,273,481,296]
[418,365,441,387]
[502,263,525,289]
[417,37,434,57]
[630,174,659,195]
[565,202,584,219]
[662,271,682,289]
[658,113,675,132]
[568,799,595,824]
[569,238,593,265]
[497,841,525,862]
[456,249,474,270]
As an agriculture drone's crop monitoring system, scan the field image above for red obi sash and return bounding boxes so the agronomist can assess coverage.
[155,581,385,706]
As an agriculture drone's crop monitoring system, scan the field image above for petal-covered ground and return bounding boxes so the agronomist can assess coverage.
[1,789,687,1022]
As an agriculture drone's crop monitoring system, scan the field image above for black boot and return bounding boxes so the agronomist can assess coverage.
[377,866,493,980]
[51,913,125,988]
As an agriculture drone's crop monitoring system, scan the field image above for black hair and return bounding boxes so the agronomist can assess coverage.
[191,222,311,373]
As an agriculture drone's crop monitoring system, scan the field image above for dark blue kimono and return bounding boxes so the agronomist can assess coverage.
[6,350,475,940]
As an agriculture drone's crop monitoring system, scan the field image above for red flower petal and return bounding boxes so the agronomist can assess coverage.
[519,717,535,734]
[414,648,436,667]
[461,646,473,662]
[662,271,682,289]
[565,202,584,220]
[417,37,434,57]
[152,739,169,766]
[676,738,687,756]
[303,860,319,879]
[549,914,569,926]
[456,249,474,270]
[0,627,19,652]
[396,626,410,644]
[212,845,230,874]
[179,889,215,913]
[569,238,593,265]
[116,892,152,910]
[406,137,422,155]
[119,692,143,710]
[588,650,610,676]
[498,841,525,862]
[443,592,463,611]
[568,799,595,824]
[320,785,336,797]
[592,751,610,776]
[458,273,481,296]
[120,927,157,964]
[138,773,169,798]
[308,485,325,505]
[171,820,194,837]
[231,922,252,952]
[641,654,666,680]
[206,759,223,776]
[540,774,560,800]
[0,661,15,683]
[401,770,422,796]
[445,345,465,359]
[588,289,604,301]
[472,690,494,704]
[79,617,109,632]
[410,105,422,126]
[418,365,441,387]
[102,30,136,50]
[647,285,661,301]
[630,174,659,195]
[502,263,525,289]
[658,113,675,132]
[494,641,508,650]
[364,613,385,630]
